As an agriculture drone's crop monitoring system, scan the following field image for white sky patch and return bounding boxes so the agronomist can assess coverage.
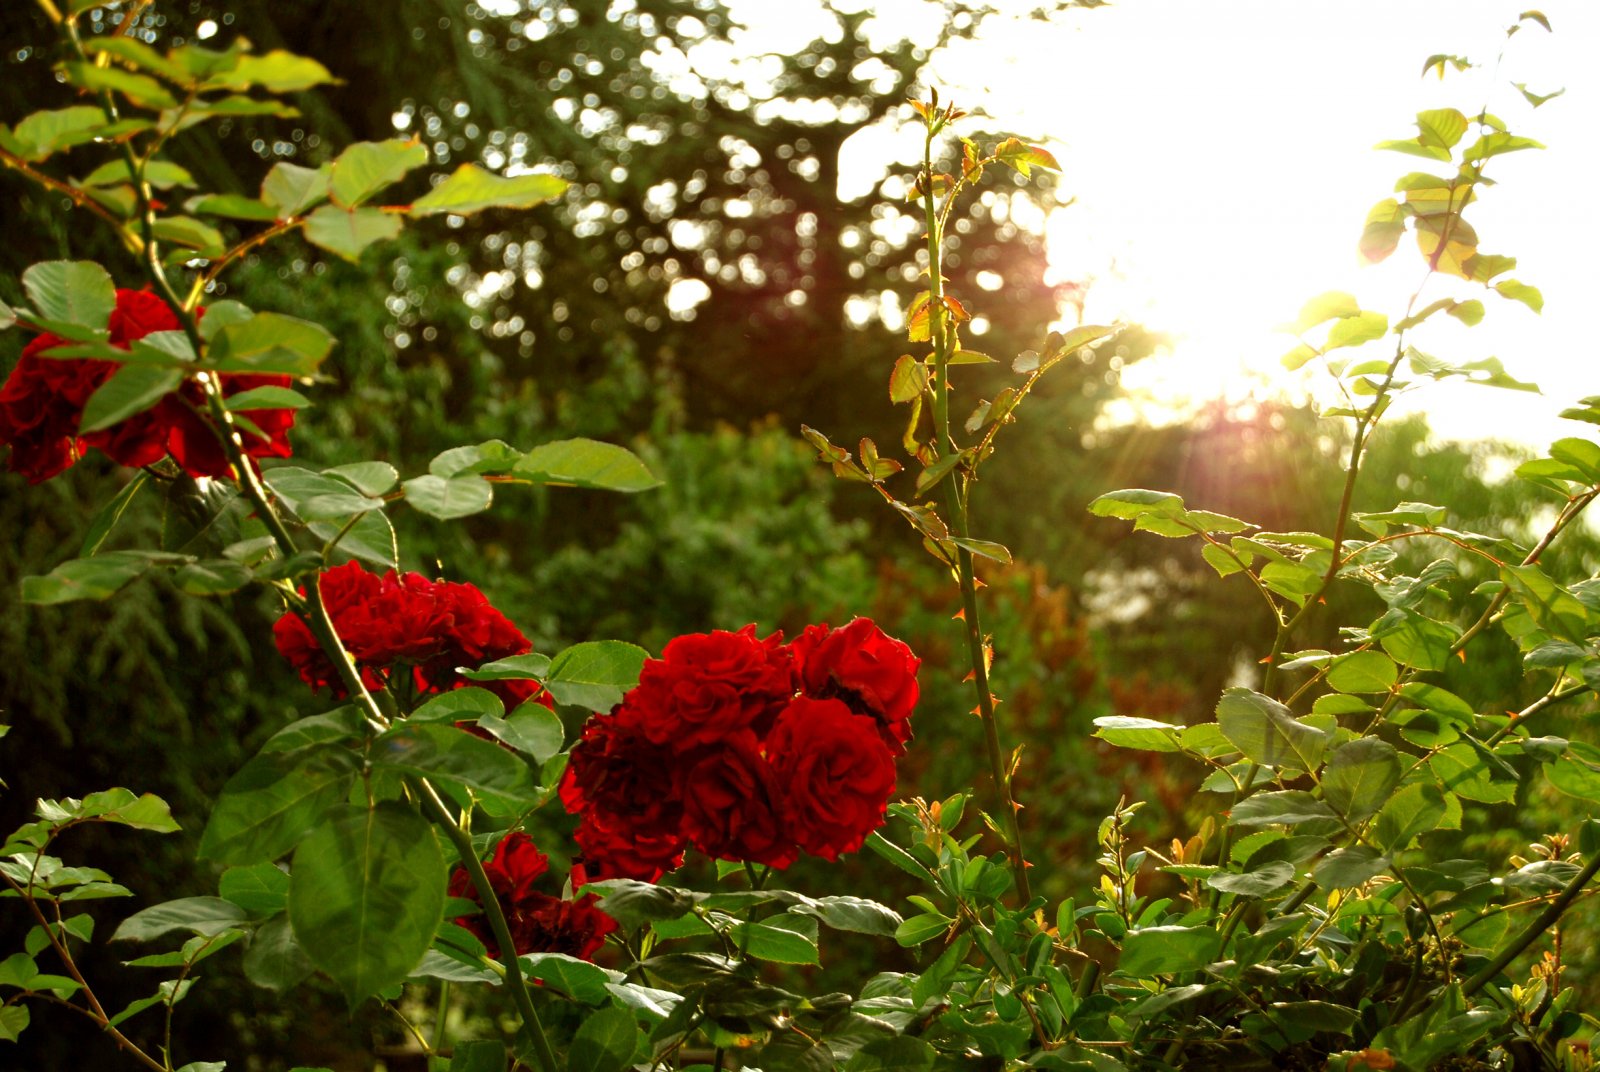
[721,0,1600,448]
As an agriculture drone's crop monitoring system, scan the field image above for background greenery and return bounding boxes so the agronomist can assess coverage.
[3,1,1595,1067]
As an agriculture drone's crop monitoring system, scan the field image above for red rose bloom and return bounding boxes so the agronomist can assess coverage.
[272,560,549,710]
[631,625,796,751]
[679,732,797,869]
[791,618,921,754]
[560,705,687,881]
[447,832,616,960]
[0,290,297,482]
[766,696,896,861]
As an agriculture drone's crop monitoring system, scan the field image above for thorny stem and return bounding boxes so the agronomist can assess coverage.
[922,117,1031,904]
[418,781,558,1072]
[1454,849,1600,1001]
[0,871,168,1072]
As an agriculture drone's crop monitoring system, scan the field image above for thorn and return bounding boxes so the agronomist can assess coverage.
[962,670,976,683]
[970,706,983,717]
[1458,649,1467,662]
[952,608,966,621]
[1012,800,1025,813]
[1258,655,1274,664]
[1022,859,1035,869]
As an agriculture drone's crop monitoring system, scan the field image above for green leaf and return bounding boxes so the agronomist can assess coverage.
[184,193,281,221]
[261,162,332,217]
[329,139,429,208]
[9,106,112,161]
[1287,291,1359,333]
[894,912,952,947]
[260,707,367,755]
[1375,783,1448,850]
[730,915,819,964]
[521,952,619,1004]
[401,474,494,519]
[889,355,930,403]
[409,164,568,216]
[567,1004,641,1072]
[1092,716,1182,753]
[1117,926,1220,976]
[1312,847,1390,889]
[544,641,649,712]
[80,158,195,189]
[430,440,522,477]
[373,723,540,815]
[21,550,154,604]
[788,895,902,937]
[61,62,178,109]
[263,467,398,568]
[451,1040,508,1072]
[219,863,291,916]
[511,438,661,492]
[1502,564,1589,644]
[1088,488,1184,520]
[1322,738,1402,821]
[460,653,551,683]
[198,746,358,865]
[993,137,1059,178]
[303,206,405,262]
[78,366,183,435]
[22,260,115,331]
[1215,688,1329,772]
[1324,311,1387,351]
[1494,278,1543,313]
[289,802,446,1007]
[205,50,337,93]
[242,914,314,992]
[1204,860,1295,898]
[112,897,247,942]
[325,462,400,497]
[226,385,312,411]
[0,1005,30,1042]
[1326,650,1398,694]
[844,1036,935,1072]
[81,471,150,557]
[1547,741,1600,801]
[208,312,335,376]
[476,704,565,765]
[1358,198,1410,263]
[151,216,226,256]
[1230,790,1338,827]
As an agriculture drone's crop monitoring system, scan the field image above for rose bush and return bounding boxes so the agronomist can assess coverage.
[561,618,918,878]
[0,289,296,482]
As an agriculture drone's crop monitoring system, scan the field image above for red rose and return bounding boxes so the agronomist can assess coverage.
[766,696,896,861]
[791,618,920,754]
[447,832,616,960]
[631,625,795,751]
[0,290,298,482]
[679,732,796,869]
[272,561,547,708]
[560,705,687,881]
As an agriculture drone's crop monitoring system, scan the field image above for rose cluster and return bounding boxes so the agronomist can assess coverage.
[560,618,920,881]
[272,560,549,710]
[448,832,617,961]
[0,289,297,483]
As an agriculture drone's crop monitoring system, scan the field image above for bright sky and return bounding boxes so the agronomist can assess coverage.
[729,0,1599,448]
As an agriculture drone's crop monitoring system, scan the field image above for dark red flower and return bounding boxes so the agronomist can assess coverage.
[271,560,548,709]
[791,618,921,754]
[447,832,615,960]
[630,625,795,751]
[679,732,796,869]
[766,696,896,861]
[560,704,687,881]
[0,289,298,482]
